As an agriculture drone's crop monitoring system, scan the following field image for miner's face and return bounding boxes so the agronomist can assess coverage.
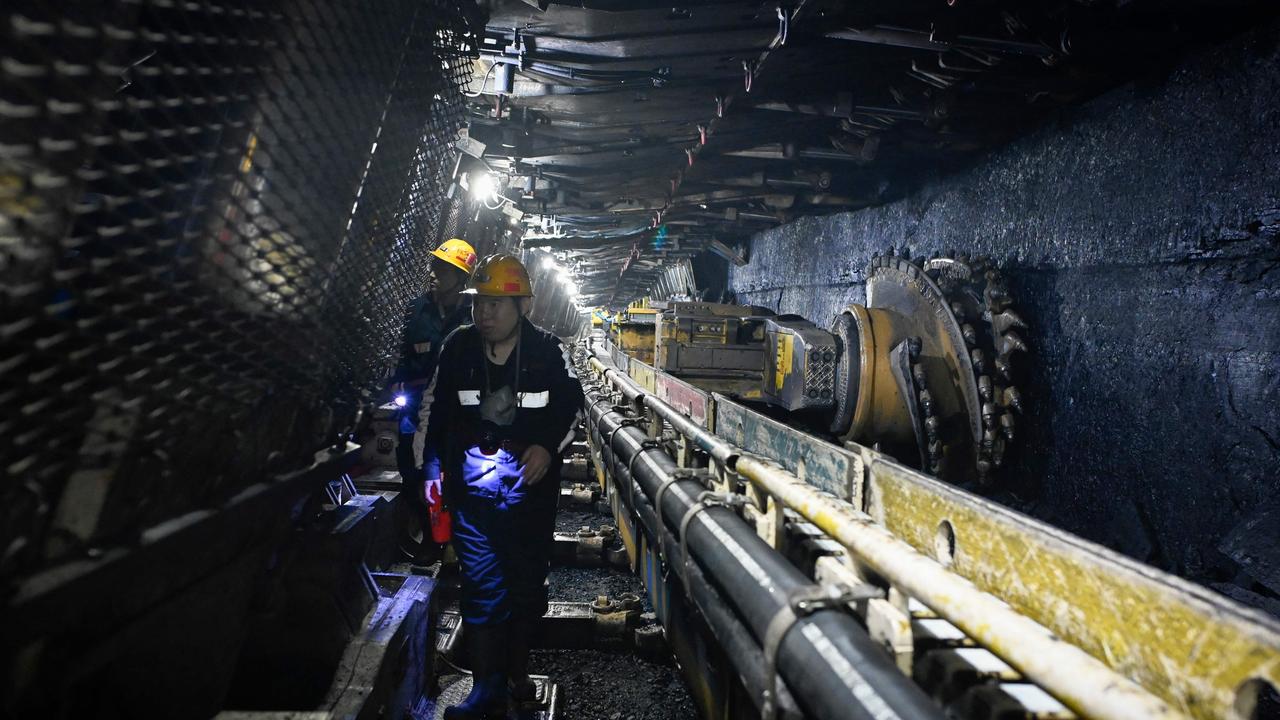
[431,257,468,296]
[473,295,527,343]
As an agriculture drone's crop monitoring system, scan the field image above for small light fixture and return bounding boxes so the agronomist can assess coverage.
[469,171,499,203]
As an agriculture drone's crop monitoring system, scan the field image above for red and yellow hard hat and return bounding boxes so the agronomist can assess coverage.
[430,238,478,275]
[463,253,533,297]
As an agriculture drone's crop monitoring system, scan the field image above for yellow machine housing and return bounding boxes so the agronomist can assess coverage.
[614,305,658,365]
[654,302,772,396]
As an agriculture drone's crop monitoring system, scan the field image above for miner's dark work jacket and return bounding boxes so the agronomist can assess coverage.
[392,293,469,434]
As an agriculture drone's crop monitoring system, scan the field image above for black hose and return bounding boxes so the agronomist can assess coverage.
[617,461,805,720]
[584,388,943,720]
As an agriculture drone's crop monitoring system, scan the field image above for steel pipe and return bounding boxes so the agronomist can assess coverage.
[588,353,645,405]
[588,345,737,464]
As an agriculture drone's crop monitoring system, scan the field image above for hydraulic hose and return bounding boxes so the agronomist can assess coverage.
[588,391,802,718]
[584,387,943,720]
[614,453,805,720]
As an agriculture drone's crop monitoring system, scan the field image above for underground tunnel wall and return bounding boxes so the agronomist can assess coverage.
[727,25,1280,601]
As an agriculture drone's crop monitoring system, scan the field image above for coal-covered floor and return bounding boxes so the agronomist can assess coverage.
[410,493,698,720]
[539,504,697,720]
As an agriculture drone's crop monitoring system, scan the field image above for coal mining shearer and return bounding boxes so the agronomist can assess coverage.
[2,1,1278,719]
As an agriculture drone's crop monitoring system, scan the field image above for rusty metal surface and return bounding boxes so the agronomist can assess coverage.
[654,372,712,429]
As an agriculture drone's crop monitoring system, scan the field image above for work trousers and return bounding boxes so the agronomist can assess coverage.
[452,486,558,625]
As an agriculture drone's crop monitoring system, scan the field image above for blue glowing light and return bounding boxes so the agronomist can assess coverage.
[394,394,408,408]
[653,224,669,250]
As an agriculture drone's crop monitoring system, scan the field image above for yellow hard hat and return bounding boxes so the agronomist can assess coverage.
[430,238,478,274]
[463,253,533,297]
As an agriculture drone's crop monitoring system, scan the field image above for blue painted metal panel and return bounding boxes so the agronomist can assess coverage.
[712,393,862,502]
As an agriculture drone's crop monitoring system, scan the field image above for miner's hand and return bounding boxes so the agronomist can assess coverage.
[520,444,553,485]
[423,475,442,507]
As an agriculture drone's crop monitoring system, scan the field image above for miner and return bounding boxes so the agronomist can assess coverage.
[421,253,584,719]
[390,238,477,555]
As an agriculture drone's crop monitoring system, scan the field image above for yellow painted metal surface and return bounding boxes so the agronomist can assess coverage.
[845,305,914,449]
[610,488,640,574]
[772,332,793,391]
[865,460,1280,720]
[615,324,655,364]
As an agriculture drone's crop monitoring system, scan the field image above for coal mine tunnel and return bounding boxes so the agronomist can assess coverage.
[2,0,1280,719]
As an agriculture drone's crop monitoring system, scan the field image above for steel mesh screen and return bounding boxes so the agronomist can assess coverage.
[0,0,477,584]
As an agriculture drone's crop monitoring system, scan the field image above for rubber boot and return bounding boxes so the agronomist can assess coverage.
[445,623,509,720]
[507,619,537,703]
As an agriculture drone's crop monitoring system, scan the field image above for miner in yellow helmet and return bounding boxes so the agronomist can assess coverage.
[391,238,478,559]
[421,253,584,719]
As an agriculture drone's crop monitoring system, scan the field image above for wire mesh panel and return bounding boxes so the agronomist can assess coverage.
[0,0,477,586]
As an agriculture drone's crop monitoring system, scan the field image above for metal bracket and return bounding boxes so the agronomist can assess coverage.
[652,468,699,522]
[585,395,615,416]
[760,582,884,720]
[653,468,699,563]
[604,418,644,455]
[625,439,663,508]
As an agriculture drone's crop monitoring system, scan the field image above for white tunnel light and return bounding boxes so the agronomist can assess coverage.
[469,171,498,203]
[542,257,557,271]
